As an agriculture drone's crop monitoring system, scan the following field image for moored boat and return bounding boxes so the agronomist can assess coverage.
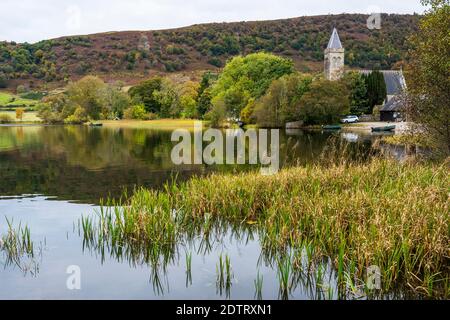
[322,125,342,130]
[89,123,103,127]
[371,125,396,132]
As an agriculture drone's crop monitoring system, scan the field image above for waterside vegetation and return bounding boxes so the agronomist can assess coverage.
[80,149,450,299]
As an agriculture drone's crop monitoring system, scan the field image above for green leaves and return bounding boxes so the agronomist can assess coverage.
[210,53,294,119]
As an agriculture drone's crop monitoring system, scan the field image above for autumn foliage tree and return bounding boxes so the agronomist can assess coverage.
[15,107,25,121]
[406,0,450,154]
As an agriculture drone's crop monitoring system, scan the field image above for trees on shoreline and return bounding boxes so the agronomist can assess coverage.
[36,52,392,127]
[406,0,450,155]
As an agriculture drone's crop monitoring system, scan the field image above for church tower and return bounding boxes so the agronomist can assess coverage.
[324,28,345,81]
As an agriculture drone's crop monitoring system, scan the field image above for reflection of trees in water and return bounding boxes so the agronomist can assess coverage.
[0,126,375,204]
[80,212,415,300]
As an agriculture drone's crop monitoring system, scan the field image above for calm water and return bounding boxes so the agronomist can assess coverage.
[0,125,393,299]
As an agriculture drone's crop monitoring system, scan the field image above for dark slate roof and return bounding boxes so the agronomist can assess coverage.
[381,96,404,112]
[327,28,343,49]
[359,70,406,96]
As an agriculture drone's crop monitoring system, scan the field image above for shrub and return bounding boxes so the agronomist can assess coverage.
[0,114,13,123]
[64,106,88,124]
[208,58,223,68]
[15,108,25,121]
[205,97,227,127]
[0,74,8,88]
[124,104,147,120]
[20,91,45,100]
[166,45,185,55]
[145,112,159,120]
[16,85,27,94]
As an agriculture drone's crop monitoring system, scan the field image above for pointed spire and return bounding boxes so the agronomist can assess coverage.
[327,28,343,49]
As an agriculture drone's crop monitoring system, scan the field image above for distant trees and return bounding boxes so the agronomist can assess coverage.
[197,72,218,118]
[252,73,312,127]
[406,0,450,154]
[38,76,130,124]
[209,52,294,120]
[298,79,350,125]
[128,76,208,119]
[66,76,107,120]
[129,77,163,114]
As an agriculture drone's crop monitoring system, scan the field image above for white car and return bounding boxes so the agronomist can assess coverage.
[341,115,359,124]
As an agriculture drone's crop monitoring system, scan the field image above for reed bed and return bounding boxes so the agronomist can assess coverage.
[81,154,449,298]
[0,218,40,275]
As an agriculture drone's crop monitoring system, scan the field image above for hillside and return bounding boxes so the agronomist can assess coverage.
[0,13,420,89]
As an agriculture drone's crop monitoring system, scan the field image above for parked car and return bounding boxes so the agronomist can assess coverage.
[341,115,359,124]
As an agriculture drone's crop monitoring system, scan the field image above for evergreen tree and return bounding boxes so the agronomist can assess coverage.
[343,72,369,114]
[197,72,218,117]
[365,70,387,113]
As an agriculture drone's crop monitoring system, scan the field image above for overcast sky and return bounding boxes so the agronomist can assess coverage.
[1,0,426,43]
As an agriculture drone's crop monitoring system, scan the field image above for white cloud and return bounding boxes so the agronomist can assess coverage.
[0,0,425,43]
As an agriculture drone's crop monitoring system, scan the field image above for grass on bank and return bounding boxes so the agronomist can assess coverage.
[99,119,209,130]
[0,111,41,123]
[382,133,435,148]
[0,92,37,108]
[81,151,450,298]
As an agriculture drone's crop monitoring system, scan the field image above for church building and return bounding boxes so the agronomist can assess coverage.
[324,28,407,121]
[324,28,345,81]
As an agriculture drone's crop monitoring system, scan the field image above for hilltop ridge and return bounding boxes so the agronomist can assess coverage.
[0,13,420,88]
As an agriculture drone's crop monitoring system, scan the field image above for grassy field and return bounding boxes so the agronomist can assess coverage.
[0,111,41,123]
[0,92,12,105]
[100,119,208,130]
[0,92,38,108]
[81,155,450,298]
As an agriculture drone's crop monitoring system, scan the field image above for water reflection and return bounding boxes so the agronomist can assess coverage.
[0,126,371,204]
[77,205,421,300]
[1,125,423,299]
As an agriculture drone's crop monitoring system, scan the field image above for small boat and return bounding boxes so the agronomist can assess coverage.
[322,125,342,130]
[371,125,396,132]
[89,123,103,127]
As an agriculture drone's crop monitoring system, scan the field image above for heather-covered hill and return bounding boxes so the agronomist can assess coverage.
[0,13,420,88]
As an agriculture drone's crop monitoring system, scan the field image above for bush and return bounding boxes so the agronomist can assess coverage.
[166,45,185,55]
[208,58,223,68]
[145,112,159,120]
[16,85,27,94]
[0,114,13,123]
[20,91,45,100]
[0,74,8,88]
[124,104,147,120]
[15,108,25,121]
[205,98,227,127]
[64,106,88,124]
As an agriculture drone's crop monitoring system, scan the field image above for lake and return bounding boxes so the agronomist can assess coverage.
[0,125,396,299]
